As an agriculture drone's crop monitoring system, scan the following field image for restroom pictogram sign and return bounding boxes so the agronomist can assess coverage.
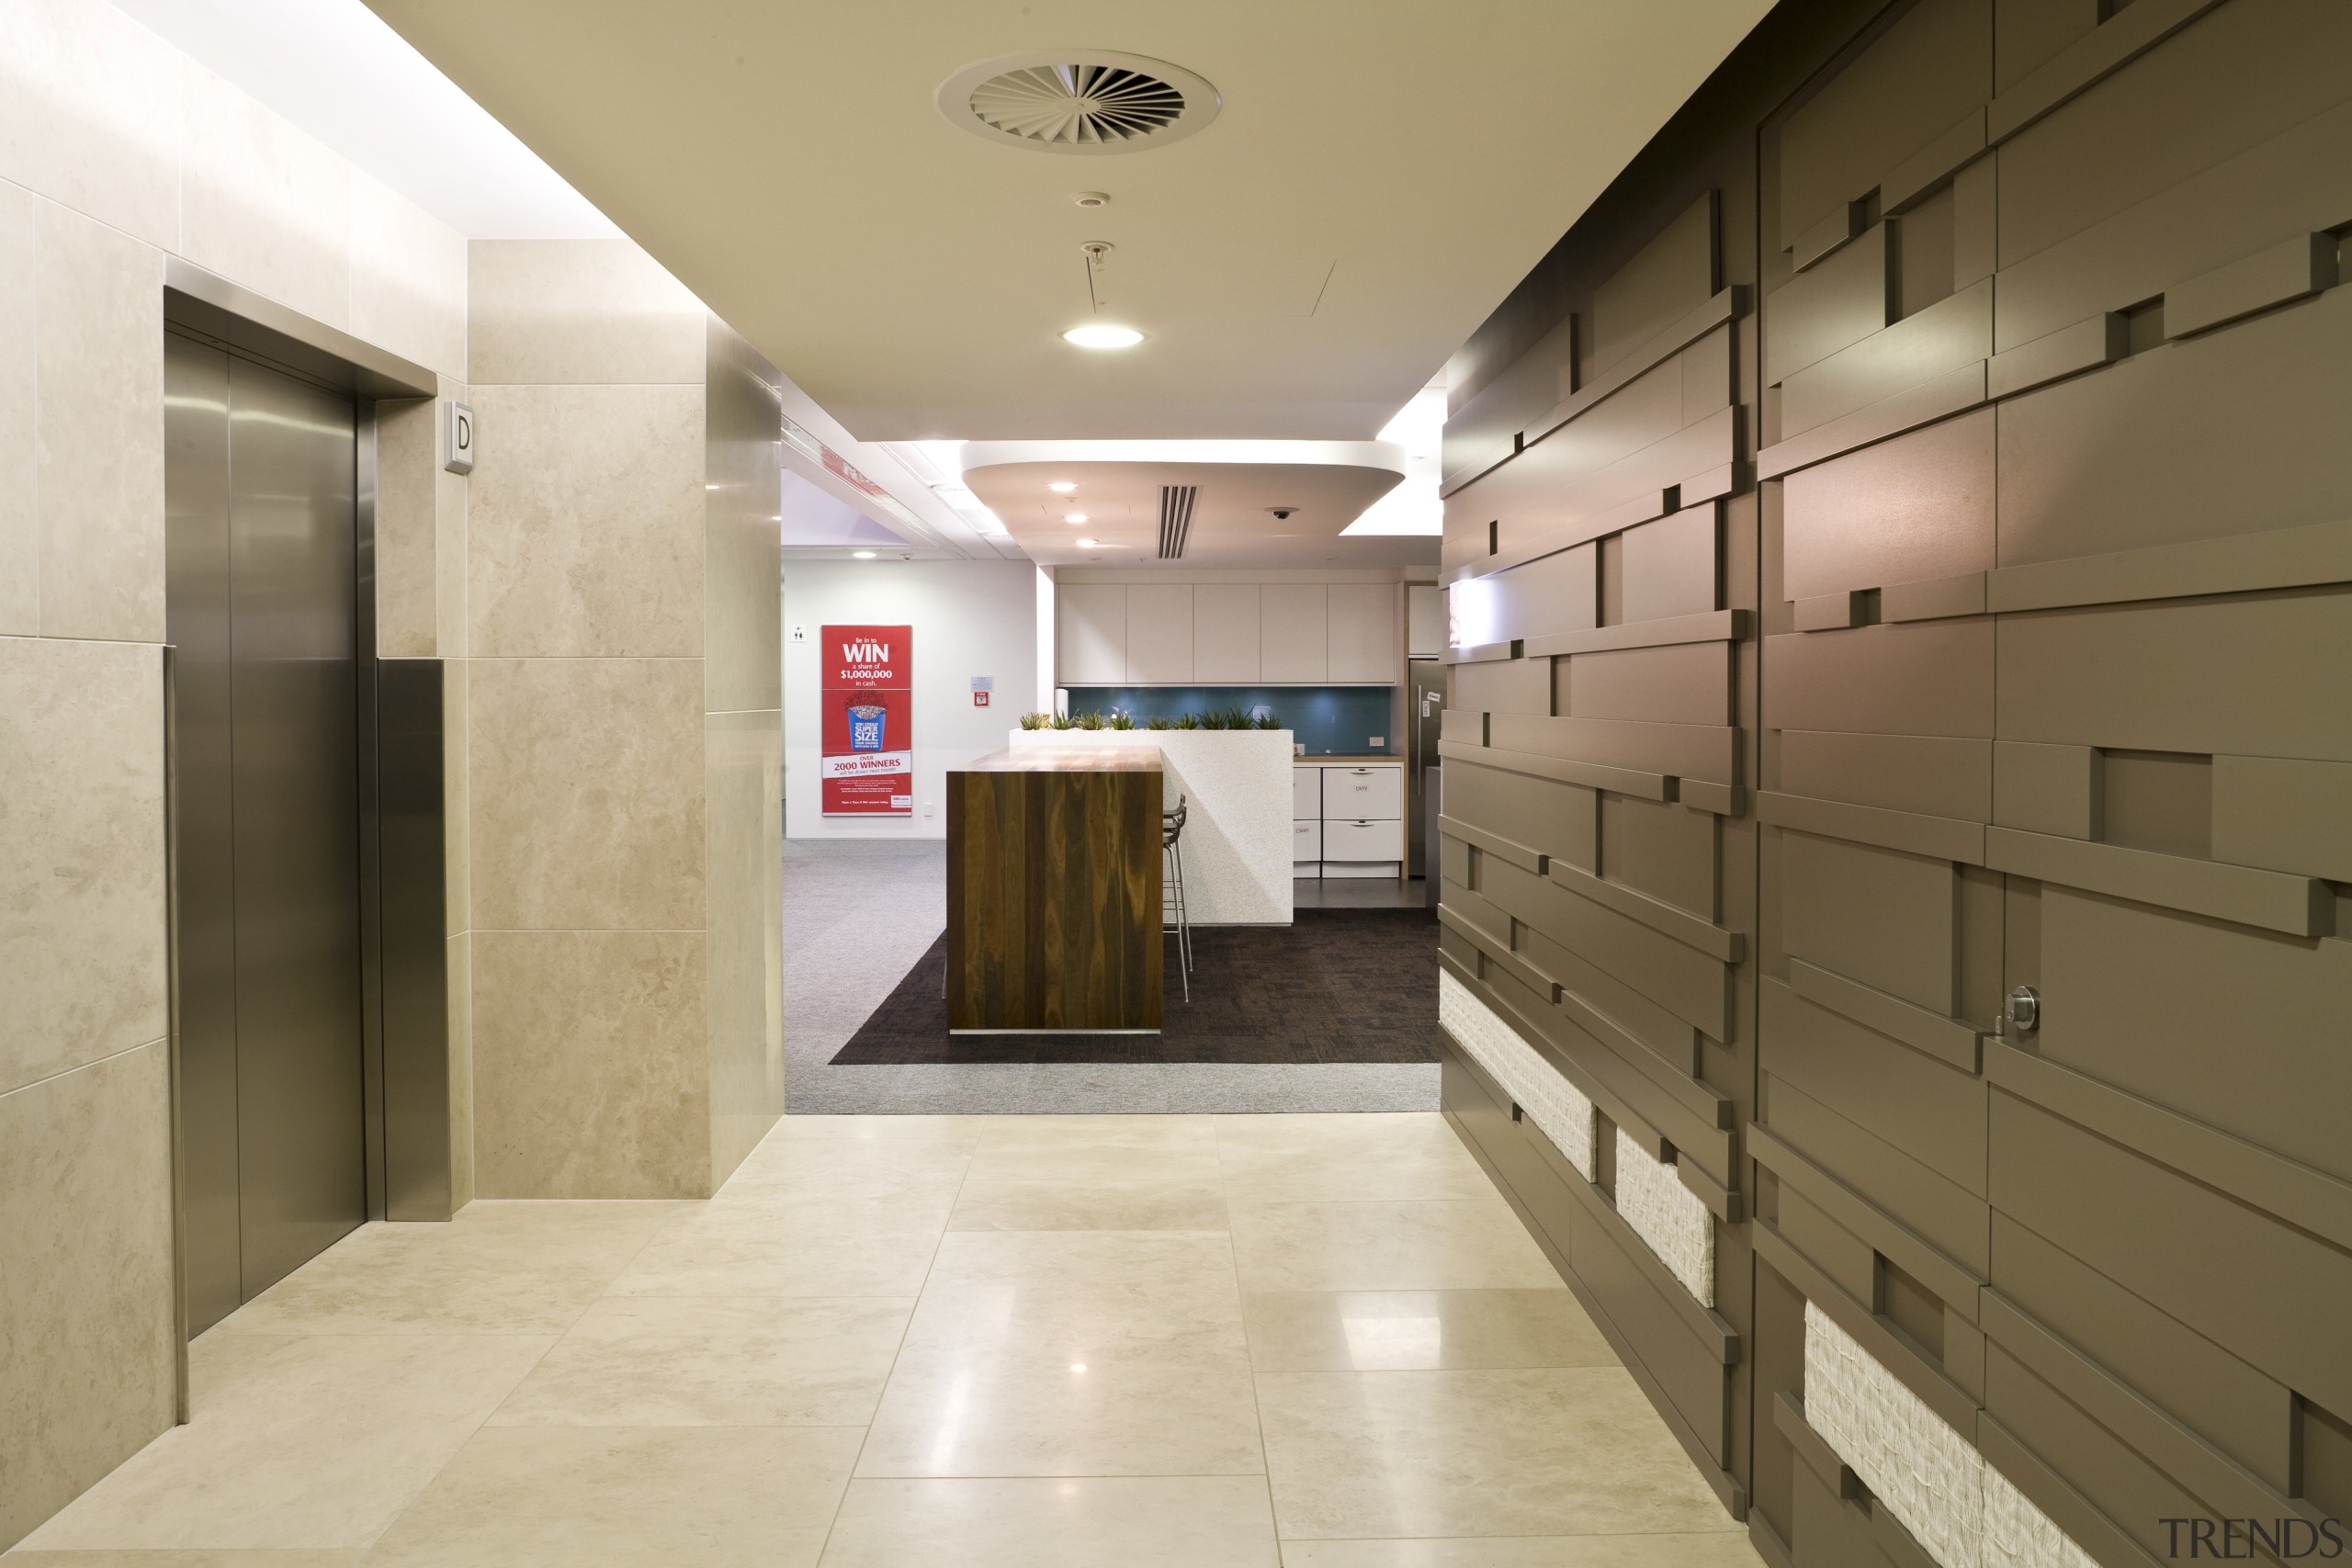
[821,624,911,815]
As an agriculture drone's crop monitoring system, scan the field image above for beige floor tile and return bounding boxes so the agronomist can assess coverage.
[488,1295,912,1427]
[949,1175,1229,1232]
[1230,1201,1561,1292]
[856,1230,1261,1477]
[604,1200,945,1297]
[1244,1290,1618,1371]
[214,1201,689,1336]
[978,1112,1221,1149]
[1278,1536,1762,1567]
[962,1114,1222,1183]
[1258,1367,1731,1540]
[0,1553,368,1567]
[820,1476,1280,1567]
[17,1334,552,1551]
[1213,1112,1461,1152]
[1218,1138,1499,1202]
[713,1148,971,1208]
[762,1113,990,1153]
[367,1426,861,1567]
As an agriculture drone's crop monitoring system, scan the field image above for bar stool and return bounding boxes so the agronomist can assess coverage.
[1163,795,1193,1000]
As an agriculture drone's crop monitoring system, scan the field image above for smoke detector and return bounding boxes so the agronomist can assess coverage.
[938,52,1219,154]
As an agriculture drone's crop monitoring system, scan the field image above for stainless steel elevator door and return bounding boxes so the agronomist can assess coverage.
[165,332,365,1334]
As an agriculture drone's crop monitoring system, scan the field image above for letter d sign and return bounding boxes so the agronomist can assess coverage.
[443,400,476,475]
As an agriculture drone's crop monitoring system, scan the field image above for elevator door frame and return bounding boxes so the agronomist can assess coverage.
[160,260,441,1389]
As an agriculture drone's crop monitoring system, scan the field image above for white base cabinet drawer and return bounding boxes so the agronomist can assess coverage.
[1325,766,1403,818]
[1292,767,1323,818]
[1292,818,1322,863]
[1321,817,1402,861]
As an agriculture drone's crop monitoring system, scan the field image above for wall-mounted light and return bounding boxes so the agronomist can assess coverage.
[1063,324,1144,349]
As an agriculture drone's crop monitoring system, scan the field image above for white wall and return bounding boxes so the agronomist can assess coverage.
[784,558,1040,839]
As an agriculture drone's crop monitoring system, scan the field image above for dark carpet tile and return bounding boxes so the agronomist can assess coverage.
[828,907,1440,1066]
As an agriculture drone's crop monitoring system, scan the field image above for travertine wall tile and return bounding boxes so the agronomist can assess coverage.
[468,240,706,386]
[374,396,440,658]
[447,931,473,1209]
[348,171,466,381]
[435,375,469,660]
[466,381,705,660]
[0,637,164,1095]
[471,930,710,1199]
[0,0,181,250]
[1612,1124,1714,1309]
[706,708,782,1188]
[0,181,34,637]
[0,1042,175,1551]
[469,657,705,931]
[703,318,782,714]
[177,62,349,331]
[36,198,163,643]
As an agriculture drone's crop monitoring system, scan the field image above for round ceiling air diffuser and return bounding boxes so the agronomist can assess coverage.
[937,51,1220,154]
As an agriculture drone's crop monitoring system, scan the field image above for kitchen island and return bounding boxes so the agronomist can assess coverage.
[946,745,1163,1033]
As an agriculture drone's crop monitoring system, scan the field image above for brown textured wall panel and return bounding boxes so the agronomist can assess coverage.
[1777,730,1992,821]
[2211,753,2352,880]
[1600,793,1720,919]
[1443,758,1599,872]
[1761,981,1985,1197]
[1988,1090,2352,1418]
[1566,642,1732,727]
[1450,655,1554,717]
[1993,0,2099,92]
[1462,542,1598,646]
[1990,740,2098,838]
[1765,225,1892,387]
[1994,0,2352,270]
[1621,505,1724,624]
[1991,97,2352,352]
[1778,0,1992,242]
[1590,195,1719,380]
[1990,1213,2295,1493]
[1780,830,1955,1012]
[2037,884,2352,1182]
[1779,279,1990,437]
[1994,588,2352,761]
[1764,622,1995,739]
[1767,1075,1989,1276]
[1781,411,1992,600]
[1996,288,2352,565]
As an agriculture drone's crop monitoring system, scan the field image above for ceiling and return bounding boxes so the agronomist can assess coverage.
[961,442,1420,569]
[361,0,1774,443]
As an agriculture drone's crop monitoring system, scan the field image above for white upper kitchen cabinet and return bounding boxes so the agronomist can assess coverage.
[1261,584,1328,683]
[1056,583,1125,684]
[1327,583,1397,682]
[1193,584,1262,683]
[1123,583,1194,684]
[1408,583,1445,657]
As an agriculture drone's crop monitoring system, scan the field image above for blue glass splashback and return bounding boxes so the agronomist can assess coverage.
[1061,686,1398,757]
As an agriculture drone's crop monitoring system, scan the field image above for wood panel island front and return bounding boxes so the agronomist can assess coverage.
[945,745,1164,1033]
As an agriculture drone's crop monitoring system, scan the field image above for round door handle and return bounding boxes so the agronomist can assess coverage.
[2006,985,2041,1033]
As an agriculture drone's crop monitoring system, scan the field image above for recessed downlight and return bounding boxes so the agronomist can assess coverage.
[1047,481,1077,493]
[852,549,876,559]
[1063,323,1144,348]
[1064,513,1089,524]
[1074,537,1101,548]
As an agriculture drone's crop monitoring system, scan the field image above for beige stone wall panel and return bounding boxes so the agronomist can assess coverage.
[0,0,182,250]
[471,930,710,1199]
[177,61,352,332]
[467,239,706,386]
[468,656,705,932]
[704,708,782,1188]
[0,637,165,1093]
[466,381,705,660]
[0,181,34,637]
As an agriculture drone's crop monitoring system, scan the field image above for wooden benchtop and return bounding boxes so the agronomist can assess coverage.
[961,745,1163,773]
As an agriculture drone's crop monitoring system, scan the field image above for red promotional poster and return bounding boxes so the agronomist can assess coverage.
[820,624,912,815]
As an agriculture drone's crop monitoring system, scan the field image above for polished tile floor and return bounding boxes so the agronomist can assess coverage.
[10,1112,1762,1567]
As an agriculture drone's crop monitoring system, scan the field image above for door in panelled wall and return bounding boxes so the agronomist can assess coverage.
[166,331,367,1335]
[1434,1,2352,1563]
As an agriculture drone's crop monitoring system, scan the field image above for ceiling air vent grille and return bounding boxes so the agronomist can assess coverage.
[939,52,1220,155]
[1158,485,1198,559]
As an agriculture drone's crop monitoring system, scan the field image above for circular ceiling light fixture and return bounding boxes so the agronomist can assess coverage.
[940,52,1218,154]
[1063,323,1144,348]
[1063,513,1089,524]
[1047,480,1077,493]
